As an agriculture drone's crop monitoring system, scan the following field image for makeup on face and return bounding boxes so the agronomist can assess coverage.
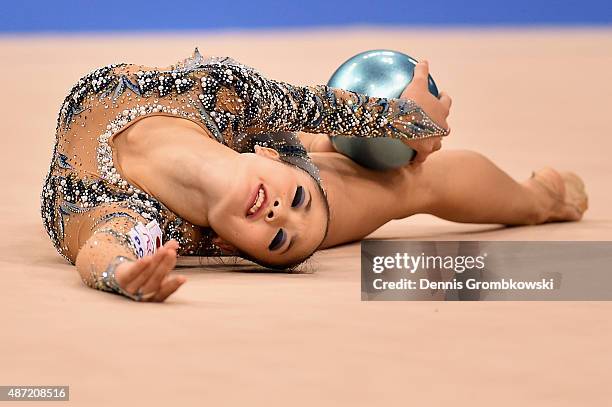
[267,184,311,253]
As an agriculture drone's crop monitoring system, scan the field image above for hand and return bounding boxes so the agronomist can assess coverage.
[114,239,186,302]
[399,60,452,166]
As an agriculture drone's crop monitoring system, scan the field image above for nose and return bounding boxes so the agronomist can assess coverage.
[265,198,284,222]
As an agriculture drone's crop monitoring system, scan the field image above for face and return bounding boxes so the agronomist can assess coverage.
[208,146,328,266]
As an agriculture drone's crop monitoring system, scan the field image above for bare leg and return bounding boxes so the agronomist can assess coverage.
[312,149,588,249]
[397,149,587,225]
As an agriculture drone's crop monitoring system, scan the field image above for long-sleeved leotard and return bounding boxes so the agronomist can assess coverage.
[40,48,449,298]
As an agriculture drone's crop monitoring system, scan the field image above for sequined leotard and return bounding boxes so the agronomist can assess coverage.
[40,48,448,294]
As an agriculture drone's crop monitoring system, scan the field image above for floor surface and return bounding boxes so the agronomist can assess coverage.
[1,28,611,406]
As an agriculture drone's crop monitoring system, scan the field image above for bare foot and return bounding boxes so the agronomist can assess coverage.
[524,167,588,223]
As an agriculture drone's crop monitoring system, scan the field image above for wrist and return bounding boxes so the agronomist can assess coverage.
[98,255,141,300]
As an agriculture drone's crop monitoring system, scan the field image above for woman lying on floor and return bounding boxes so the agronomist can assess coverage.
[40,48,588,302]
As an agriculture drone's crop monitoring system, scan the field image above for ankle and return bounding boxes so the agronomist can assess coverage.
[521,179,553,225]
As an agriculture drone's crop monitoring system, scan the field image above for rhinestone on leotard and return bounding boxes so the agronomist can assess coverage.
[40,47,448,270]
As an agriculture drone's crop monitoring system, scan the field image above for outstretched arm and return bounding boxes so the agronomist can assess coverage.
[73,203,185,302]
[195,59,450,163]
[196,60,449,142]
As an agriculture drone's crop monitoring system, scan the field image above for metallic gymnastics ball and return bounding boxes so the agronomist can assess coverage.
[327,49,440,170]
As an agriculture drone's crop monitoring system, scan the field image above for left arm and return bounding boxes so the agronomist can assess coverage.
[195,62,449,143]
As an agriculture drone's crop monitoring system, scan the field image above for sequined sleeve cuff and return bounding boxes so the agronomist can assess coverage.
[305,85,450,141]
[72,204,156,299]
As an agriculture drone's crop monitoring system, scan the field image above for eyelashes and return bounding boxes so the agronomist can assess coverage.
[291,185,305,207]
[268,185,305,251]
[268,229,286,251]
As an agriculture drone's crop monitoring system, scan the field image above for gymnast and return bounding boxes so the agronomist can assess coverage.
[40,48,588,302]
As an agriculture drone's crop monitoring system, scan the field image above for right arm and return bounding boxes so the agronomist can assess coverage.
[198,58,450,142]
[74,204,185,302]
[296,60,452,161]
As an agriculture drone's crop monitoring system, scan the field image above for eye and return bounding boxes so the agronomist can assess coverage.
[291,185,305,207]
[268,229,286,251]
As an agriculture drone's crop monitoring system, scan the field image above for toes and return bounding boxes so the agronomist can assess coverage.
[559,172,588,215]
[531,167,589,222]
[561,171,585,191]
[567,205,583,221]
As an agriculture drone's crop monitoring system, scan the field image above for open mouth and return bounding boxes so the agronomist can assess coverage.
[245,183,267,219]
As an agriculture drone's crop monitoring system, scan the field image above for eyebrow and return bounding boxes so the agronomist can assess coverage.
[280,187,313,255]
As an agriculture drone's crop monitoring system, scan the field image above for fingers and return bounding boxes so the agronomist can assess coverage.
[432,138,442,152]
[438,91,452,111]
[123,256,155,294]
[413,60,430,88]
[122,239,179,292]
[110,239,183,302]
[411,154,426,165]
[153,275,187,302]
[404,136,442,167]
[141,242,176,294]
[140,246,177,296]
[115,256,152,289]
